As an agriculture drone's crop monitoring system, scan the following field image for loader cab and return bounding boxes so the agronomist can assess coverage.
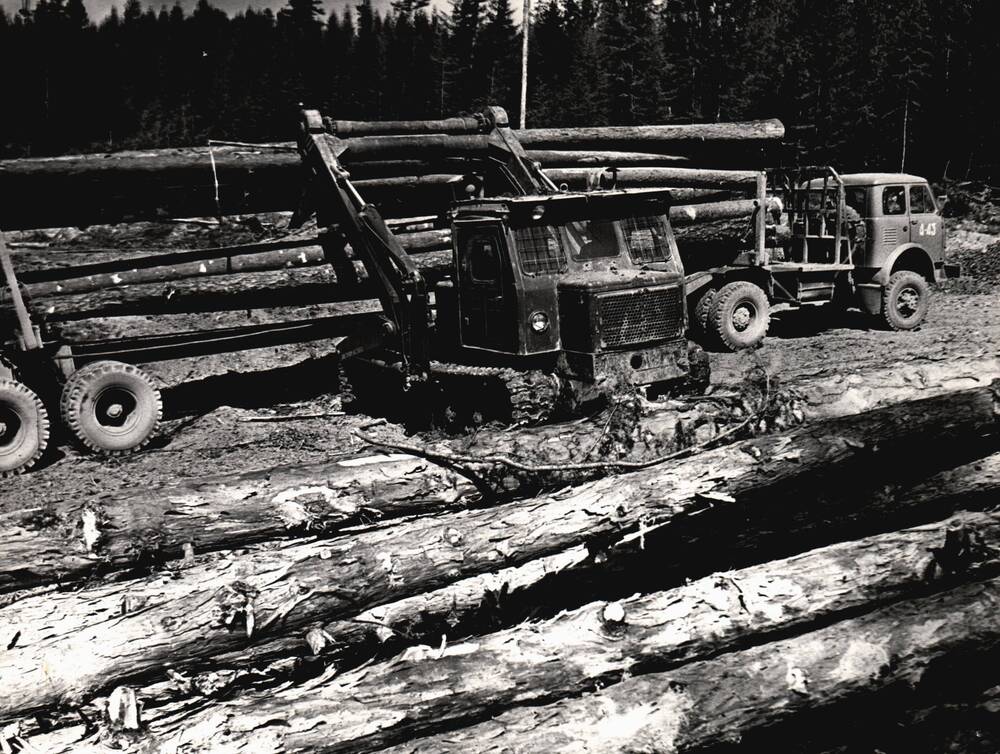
[442,189,694,390]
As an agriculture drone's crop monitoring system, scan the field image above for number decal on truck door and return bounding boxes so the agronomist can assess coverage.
[918,222,937,236]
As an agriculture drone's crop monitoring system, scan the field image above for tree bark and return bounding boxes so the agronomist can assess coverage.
[376,577,1000,754]
[0,383,997,720]
[19,230,450,299]
[517,119,786,148]
[103,512,1000,754]
[526,150,691,166]
[4,357,993,595]
[546,166,759,190]
[29,250,451,320]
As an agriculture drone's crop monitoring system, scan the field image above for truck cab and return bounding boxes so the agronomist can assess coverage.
[436,189,701,396]
[835,173,946,330]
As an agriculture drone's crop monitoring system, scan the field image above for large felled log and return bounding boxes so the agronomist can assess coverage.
[3,357,993,595]
[380,577,1000,754]
[547,166,759,190]
[30,448,1000,743]
[28,250,452,320]
[113,512,1000,754]
[18,230,451,299]
[0,120,782,229]
[0,383,998,721]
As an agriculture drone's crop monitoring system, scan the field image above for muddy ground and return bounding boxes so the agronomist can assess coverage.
[1,216,998,513]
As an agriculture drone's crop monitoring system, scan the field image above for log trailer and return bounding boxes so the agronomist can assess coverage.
[681,167,954,350]
[0,106,706,476]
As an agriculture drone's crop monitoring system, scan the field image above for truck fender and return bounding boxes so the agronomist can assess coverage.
[870,243,935,286]
[856,244,935,316]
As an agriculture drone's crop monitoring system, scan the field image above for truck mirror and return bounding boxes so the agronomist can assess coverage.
[936,195,948,208]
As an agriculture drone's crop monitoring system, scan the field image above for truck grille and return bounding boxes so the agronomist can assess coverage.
[598,286,683,348]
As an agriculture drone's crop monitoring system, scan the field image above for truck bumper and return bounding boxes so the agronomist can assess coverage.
[558,339,690,386]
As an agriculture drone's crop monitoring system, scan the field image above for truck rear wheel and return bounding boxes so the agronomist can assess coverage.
[710,281,770,351]
[0,378,49,476]
[61,361,162,455]
[880,271,931,331]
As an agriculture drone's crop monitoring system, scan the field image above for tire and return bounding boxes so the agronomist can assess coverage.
[692,288,718,334]
[0,378,49,477]
[880,271,931,331]
[709,281,770,351]
[60,361,162,455]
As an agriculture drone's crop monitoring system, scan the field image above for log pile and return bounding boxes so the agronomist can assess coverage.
[3,362,1000,752]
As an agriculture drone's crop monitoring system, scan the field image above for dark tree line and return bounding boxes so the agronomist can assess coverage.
[2,0,999,178]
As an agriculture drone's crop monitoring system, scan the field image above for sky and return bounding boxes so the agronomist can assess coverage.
[2,0,428,21]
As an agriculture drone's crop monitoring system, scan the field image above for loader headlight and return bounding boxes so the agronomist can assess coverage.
[529,311,550,333]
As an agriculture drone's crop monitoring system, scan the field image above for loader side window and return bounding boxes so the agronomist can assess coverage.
[467,236,501,283]
[513,225,568,275]
[623,215,674,266]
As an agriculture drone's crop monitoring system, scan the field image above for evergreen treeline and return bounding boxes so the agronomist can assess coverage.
[2,0,999,179]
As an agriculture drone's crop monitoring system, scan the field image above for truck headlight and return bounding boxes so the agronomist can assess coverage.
[529,311,550,333]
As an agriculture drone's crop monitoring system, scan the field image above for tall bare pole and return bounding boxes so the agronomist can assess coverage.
[520,0,530,129]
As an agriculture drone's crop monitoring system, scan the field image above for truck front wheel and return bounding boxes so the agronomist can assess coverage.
[880,271,931,331]
[710,281,770,351]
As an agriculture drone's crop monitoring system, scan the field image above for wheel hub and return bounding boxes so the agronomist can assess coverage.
[896,287,920,318]
[0,405,22,449]
[95,388,139,431]
[732,304,754,332]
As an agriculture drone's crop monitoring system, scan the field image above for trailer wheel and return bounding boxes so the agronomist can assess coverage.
[880,271,931,331]
[61,361,162,455]
[710,281,770,351]
[0,378,49,477]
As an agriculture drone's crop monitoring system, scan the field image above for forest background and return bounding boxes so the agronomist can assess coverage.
[1,0,998,180]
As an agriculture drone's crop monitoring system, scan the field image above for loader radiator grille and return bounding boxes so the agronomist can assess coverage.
[514,226,567,275]
[598,286,683,348]
[623,215,671,264]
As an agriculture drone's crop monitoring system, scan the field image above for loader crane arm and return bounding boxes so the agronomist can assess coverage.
[297,109,432,380]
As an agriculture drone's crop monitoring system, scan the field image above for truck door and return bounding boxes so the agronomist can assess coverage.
[457,226,515,351]
[907,183,945,261]
[873,185,910,265]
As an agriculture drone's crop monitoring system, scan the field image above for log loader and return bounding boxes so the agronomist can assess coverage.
[0,106,707,476]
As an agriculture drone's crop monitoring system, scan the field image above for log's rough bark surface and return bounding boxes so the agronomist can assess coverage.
[0,383,997,721]
[97,511,1000,754]
[0,121,782,228]
[25,449,1000,749]
[4,357,993,595]
[378,577,1000,754]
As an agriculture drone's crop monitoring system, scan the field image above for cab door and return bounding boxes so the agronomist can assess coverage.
[456,225,515,352]
[877,185,911,254]
[907,183,945,261]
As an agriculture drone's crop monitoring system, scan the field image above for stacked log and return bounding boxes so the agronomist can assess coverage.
[3,356,993,595]
[0,120,782,229]
[1,381,998,725]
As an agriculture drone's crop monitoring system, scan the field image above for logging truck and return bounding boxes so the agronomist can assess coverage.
[684,168,954,350]
[0,107,707,476]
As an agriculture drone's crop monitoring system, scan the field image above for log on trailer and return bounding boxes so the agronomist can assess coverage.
[2,357,993,595]
[0,120,783,228]
[17,230,451,299]
[108,512,1000,754]
[379,578,1000,754]
[25,250,452,320]
[0,383,997,720]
